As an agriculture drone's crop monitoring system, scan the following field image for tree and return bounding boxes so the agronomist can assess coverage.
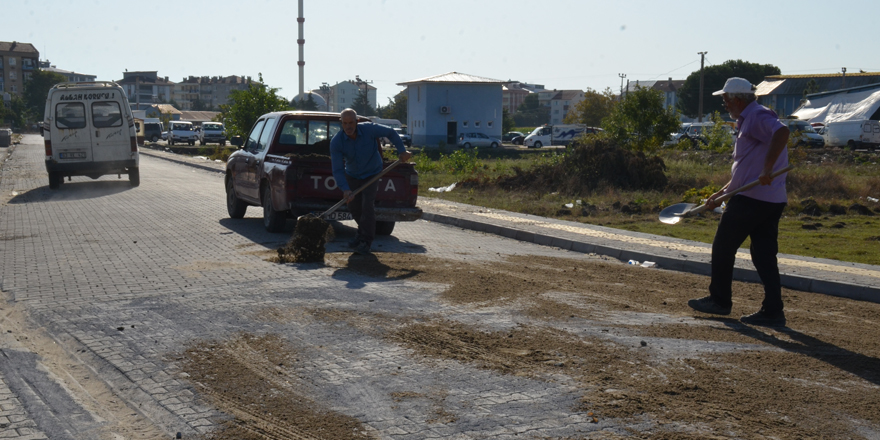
[677,59,781,118]
[351,88,375,116]
[377,93,407,122]
[563,87,616,126]
[23,69,68,120]
[502,108,515,133]
[602,86,681,153]
[218,73,289,138]
[513,93,549,126]
[0,95,28,129]
[192,97,212,111]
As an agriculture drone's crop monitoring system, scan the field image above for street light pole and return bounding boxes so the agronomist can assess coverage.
[697,51,707,122]
[618,73,626,99]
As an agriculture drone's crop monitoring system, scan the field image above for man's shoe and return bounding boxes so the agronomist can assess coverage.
[687,296,732,315]
[347,237,361,248]
[740,309,786,327]
[353,241,372,255]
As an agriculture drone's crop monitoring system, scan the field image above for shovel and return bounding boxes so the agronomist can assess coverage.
[659,165,792,225]
[297,159,402,222]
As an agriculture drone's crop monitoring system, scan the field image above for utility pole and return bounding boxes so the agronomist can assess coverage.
[618,73,626,99]
[841,67,847,89]
[697,51,707,122]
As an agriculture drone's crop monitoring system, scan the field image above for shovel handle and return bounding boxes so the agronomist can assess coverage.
[686,165,793,216]
[319,159,402,218]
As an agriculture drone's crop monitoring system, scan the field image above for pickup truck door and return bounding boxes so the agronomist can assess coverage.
[242,117,278,201]
[237,119,266,201]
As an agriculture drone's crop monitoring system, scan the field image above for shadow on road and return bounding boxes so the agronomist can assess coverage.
[218,217,291,249]
[8,180,133,204]
[710,318,880,386]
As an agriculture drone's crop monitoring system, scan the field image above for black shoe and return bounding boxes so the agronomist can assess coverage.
[687,296,732,315]
[353,241,372,255]
[347,237,361,249]
[740,309,786,327]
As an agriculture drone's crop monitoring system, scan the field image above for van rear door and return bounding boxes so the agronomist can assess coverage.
[90,101,129,162]
[52,100,95,162]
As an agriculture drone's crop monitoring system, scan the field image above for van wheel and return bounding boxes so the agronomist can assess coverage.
[129,167,140,187]
[221,141,226,146]
[534,141,543,148]
[189,141,195,146]
[226,178,247,219]
[262,186,286,232]
[376,221,395,236]
[151,135,159,142]
[48,172,62,189]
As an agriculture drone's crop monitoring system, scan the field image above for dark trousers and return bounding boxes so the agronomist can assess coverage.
[709,195,787,314]
[345,175,379,245]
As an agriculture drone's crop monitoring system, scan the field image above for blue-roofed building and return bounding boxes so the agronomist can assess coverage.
[397,72,504,147]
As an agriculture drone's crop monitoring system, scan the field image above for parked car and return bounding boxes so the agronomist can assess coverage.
[144,122,163,143]
[393,127,412,147]
[457,132,501,149]
[161,131,168,141]
[782,119,825,148]
[502,131,525,143]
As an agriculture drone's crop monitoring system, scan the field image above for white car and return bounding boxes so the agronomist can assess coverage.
[457,132,501,149]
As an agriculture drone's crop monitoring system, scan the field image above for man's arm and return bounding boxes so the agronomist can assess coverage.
[759,126,790,185]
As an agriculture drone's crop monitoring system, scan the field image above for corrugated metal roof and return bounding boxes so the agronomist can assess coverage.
[755,79,784,96]
[757,75,880,96]
[180,111,220,122]
[397,71,504,85]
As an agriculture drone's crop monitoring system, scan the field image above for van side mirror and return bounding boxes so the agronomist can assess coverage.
[231,135,243,148]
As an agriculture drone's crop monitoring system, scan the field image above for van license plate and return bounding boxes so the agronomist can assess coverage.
[326,212,352,220]
[59,152,87,159]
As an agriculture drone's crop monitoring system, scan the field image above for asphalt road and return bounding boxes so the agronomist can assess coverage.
[0,136,615,439]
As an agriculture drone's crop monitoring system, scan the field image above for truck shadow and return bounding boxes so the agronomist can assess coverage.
[712,318,880,386]
[7,180,132,204]
[218,218,291,250]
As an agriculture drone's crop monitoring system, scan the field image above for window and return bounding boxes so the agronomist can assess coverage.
[462,121,468,127]
[865,124,872,133]
[92,102,123,128]
[475,121,481,128]
[10,85,16,93]
[257,118,276,151]
[279,120,307,145]
[244,119,266,150]
[487,121,493,128]
[9,71,16,80]
[8,58,15,66]
[329,121,342,139]
[307,120,329,145]
[55,102,87,129]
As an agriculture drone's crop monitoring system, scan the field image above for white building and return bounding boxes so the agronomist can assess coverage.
[326,79,376,112]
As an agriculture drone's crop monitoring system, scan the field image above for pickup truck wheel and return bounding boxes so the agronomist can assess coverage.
[375,221,395,236]
[534,141,543,148]
[262,186,286,232]
[129,167,140,187]
[226,178,247,218]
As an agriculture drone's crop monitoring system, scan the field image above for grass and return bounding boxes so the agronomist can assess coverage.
[414,145,880,265]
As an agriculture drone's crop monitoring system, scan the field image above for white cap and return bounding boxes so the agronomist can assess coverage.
[712,77,755,96]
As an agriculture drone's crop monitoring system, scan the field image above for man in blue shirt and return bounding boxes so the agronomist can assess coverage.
[330,108,411,255]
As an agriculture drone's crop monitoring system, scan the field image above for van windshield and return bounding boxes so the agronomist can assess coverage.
[203,123,223,130]
[172,124,193,131]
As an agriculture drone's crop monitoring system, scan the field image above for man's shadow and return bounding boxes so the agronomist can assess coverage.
[330,252,422,289]
[710,318,880,386]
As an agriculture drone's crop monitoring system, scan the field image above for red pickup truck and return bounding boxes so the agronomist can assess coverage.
[225,111,422,233]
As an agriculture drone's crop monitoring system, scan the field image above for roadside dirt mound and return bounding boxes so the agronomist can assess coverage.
[492,138,667,195]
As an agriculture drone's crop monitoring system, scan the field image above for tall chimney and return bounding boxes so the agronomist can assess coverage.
[297,0,305,98]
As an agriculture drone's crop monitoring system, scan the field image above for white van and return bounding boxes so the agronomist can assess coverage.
[822,119,880,149]
[43,81,139,189]
[198,121,226,145]
[168,120,197,146]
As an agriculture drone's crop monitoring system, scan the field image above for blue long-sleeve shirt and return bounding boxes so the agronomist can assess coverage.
[329,122,405,191]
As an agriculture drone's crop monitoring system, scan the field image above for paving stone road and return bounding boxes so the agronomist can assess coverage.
[0,136,633,439]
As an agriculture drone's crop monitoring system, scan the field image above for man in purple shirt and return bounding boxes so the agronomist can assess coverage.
[330,108,411,255]
[688,78,791,327]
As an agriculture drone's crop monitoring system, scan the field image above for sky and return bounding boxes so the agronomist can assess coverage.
[7,0,879,106]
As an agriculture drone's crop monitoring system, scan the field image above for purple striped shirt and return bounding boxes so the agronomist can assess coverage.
[729,101,788,203]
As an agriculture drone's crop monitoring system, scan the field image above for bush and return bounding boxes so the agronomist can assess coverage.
[440,148,480,176]
[491,136,667,195]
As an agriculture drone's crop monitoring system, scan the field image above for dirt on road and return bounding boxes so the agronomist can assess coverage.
[178,252,880,439]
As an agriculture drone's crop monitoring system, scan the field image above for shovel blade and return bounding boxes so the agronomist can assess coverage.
[659,203,698,225]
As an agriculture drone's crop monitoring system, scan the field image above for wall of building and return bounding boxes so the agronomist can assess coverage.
[408,83,502,147]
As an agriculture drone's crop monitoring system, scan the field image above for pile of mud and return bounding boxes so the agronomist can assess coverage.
[490,138,667,195]
[275,216,333,263]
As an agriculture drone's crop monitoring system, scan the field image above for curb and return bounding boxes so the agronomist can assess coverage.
[421,211,880,304]
[139,149,225,174]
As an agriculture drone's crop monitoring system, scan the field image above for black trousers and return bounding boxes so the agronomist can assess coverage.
[345,175,379,245]
[709,195,787,314]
